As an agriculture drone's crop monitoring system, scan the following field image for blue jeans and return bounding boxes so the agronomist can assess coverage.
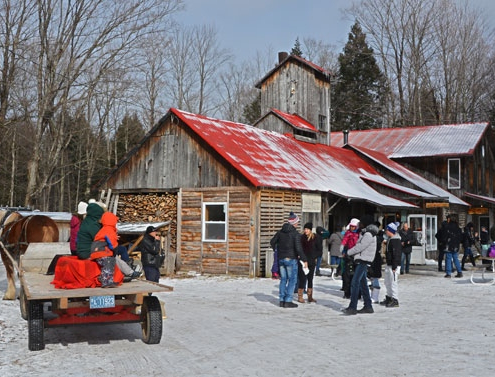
[115,245,130,262]
[401,252,411,273]
[279,258,298,303]
[348,262,372,310]
[315,256,322,274]
[445,249,462,275]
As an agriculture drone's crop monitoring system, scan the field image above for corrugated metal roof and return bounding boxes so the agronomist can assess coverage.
[331,123,488,158]
[172,109,428,208]
[269,108,317,132]
[350,145,469,206]
[464,192,495,205]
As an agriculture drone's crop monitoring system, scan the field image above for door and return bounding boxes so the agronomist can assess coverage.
[407,214,437,265]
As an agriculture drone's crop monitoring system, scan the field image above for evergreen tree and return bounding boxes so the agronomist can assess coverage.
[241,92,261,125]
[332,21,386,131]
[114,113,145,163]
[291,37,303,57]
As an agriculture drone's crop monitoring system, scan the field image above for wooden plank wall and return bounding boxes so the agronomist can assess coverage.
[259,189,302,276]
[180,188,252,276]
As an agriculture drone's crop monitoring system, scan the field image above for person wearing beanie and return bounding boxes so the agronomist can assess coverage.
[270,212,307,308]
[444,214,463,278]
[380,222,402,308]
[342,219,379,315]
[340,218,360,299]
[69,201,88,255]
[297,222,322,304]
[76,202,104,260]
[140,226,162,282]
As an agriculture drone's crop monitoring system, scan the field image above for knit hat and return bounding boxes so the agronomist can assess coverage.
[288,211,299,225]
[304,222,313,230]
[77,201,88,215]
[386,222,398,234]
[146,225,157,234]
[347,218,359,228]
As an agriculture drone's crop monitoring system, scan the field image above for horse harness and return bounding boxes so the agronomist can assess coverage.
[0,215,33,260]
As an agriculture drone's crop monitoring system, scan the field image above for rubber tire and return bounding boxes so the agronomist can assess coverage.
[141,296,162,344]
[28,300,45,351]
[20,288,28,321]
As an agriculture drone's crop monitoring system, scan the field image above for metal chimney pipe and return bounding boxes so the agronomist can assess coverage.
[343,129,349,145]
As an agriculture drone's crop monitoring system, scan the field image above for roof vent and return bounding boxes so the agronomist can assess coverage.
[343,129,349,145]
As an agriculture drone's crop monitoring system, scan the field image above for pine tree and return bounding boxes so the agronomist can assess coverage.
[291,37,303,57]
[332,21,386,131]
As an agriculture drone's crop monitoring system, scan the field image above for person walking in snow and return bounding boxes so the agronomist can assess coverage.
[380,222,402,308]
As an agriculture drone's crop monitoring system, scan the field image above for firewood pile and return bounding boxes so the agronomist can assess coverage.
[116,192,177,252]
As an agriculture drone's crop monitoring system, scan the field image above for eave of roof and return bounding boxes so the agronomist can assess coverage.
[464,192,495,206]
[255,54,332,89]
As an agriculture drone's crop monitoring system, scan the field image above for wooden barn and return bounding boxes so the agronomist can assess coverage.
[96,108,465,277]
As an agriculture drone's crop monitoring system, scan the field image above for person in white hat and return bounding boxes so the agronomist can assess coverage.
[69,201,88,255]
[380,222,402,308]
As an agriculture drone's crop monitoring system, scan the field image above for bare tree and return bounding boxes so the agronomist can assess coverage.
[20,0,182,209]
[346,0,495,127]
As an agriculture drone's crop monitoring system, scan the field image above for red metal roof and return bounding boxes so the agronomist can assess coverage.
[171,108,423,208]
[330,123,489,158]
[268,108,317,132]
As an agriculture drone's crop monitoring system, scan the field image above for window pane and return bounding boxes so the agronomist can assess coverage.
[448,159,460,188]
[205,204,225,221]
[205,223,226,240]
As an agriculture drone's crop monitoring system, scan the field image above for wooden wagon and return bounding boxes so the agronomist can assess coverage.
[16,242,173,351]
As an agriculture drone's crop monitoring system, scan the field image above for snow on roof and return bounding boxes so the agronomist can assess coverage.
[351,145,468,206]
[268,108,317,132]
[172,109,423,208]
[331,123,489,158]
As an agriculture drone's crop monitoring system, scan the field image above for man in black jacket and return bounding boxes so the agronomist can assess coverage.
[270,212,307,308]
[140,226,162,282]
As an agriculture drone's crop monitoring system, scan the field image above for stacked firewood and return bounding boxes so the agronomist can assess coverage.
[116,192,177,252]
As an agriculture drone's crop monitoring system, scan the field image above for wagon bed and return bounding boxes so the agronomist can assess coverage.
[17,242,173,351]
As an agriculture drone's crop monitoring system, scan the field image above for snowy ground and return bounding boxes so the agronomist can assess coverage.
[0,259,493,377]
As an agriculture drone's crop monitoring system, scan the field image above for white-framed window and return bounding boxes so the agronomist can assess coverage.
[202,202,227,242]
[448,158,461,189]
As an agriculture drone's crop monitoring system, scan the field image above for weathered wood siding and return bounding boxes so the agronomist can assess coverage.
[258,189,302,276]
[179,187,253,276]
[259,61,329,134]
[103,117,248,190]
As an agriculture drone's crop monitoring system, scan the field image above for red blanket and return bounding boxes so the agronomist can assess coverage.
[51,256,124,289]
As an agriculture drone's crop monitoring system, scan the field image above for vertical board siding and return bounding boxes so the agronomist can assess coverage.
[259,189,302,276]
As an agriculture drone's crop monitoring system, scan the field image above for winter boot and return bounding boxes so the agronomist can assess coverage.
[371,287,380,303]
[307,288,317,303]
[386,298,399,308]
[297,288,305,303]
[470,254,476,267]
[380,295,391,306]
[97,257,118,288]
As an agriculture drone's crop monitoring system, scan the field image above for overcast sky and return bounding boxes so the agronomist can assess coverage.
[175,0,495,63]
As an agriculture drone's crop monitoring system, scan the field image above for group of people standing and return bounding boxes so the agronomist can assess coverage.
[69,200,163,287]
[270,212,325,308]
[270,211,406,312]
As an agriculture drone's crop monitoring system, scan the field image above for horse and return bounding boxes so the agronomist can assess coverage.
[0,212,59,300]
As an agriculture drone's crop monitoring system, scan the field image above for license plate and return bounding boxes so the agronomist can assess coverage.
[90,295,115,309]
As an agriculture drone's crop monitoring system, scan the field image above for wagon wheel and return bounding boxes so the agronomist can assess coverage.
[28,300,45,351]
[20,287,28,321]
[140,295,162,344]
